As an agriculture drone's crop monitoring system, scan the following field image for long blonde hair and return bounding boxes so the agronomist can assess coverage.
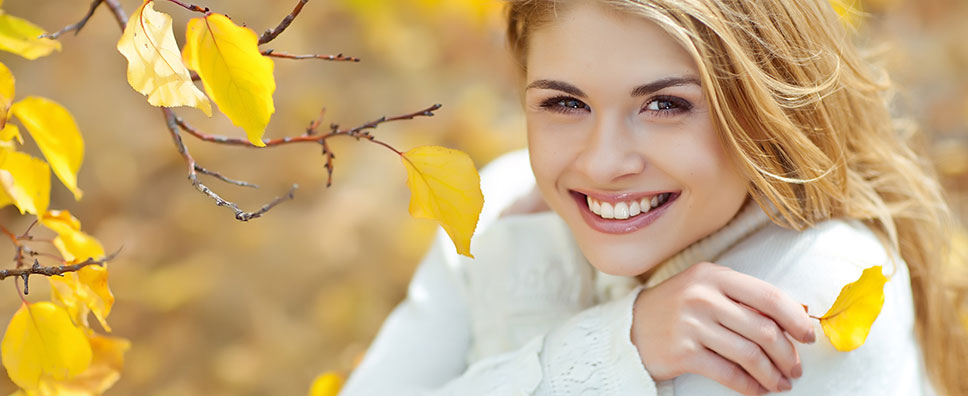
[506,0,968,394]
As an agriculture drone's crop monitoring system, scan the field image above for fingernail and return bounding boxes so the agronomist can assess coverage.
[792,363,802,378]
[779,377,792,391]
[806,329,816,344]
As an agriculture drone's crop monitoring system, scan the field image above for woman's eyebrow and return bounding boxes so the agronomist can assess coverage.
[630,76,701,97]
[525,80,587,98]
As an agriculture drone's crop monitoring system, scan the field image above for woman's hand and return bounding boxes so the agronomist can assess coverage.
[631,262,816,395]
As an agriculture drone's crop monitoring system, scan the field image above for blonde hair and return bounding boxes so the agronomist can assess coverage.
[506,0,968,394]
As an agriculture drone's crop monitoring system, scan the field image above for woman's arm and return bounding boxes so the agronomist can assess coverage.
[340,227,659,395]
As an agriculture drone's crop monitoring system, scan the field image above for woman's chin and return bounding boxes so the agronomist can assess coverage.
[580,247,664,278]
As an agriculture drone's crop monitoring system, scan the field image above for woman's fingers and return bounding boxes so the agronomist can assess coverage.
[690,348,770,396]
[717,269,816,344]
[701,325,791,393]
[716,301,803,380]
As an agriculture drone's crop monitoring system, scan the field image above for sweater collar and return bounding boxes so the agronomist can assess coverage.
[594,198,773,301]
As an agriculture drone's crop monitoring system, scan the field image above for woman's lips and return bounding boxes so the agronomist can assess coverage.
[570,190,679,234]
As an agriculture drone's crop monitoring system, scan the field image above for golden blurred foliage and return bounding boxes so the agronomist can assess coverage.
[0,0,962,395]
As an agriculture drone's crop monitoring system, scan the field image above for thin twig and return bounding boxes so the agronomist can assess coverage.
[102,0,128,28]
[0,249,121,282]
[194,165,260,188]
[262,49,360,62]
[162,108,298,221]
[41,0,103,39]
[164,0,210,14]
[258,0,309,45]
[176,104,442,148]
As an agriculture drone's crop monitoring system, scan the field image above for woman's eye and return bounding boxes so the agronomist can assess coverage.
[642,96,692,116]
[540,96,590,114]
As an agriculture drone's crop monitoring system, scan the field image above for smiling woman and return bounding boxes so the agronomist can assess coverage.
[340,0,968,395]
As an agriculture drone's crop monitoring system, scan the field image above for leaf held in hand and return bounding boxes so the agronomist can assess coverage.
[117,0,212,116]
[182,13,275,147]
[819,265,888,351]
[1,302,93,390]
[0,13,60,60]
[10,96,84,200]
[401,146,483,257]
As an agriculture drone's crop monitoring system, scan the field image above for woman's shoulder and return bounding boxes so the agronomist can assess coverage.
[717,218,897,309]
[701,220,933,394]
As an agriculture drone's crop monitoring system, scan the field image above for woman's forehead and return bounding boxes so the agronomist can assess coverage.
[524,2,698,92]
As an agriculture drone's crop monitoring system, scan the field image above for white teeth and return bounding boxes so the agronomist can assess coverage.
[585,193,671,220]
[614,202,629,220]
[600,202,614,219]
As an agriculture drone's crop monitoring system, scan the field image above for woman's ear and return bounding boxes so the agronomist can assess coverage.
[499,186,550,218]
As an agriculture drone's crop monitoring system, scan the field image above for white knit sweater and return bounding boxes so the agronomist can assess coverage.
[340,150,936,395]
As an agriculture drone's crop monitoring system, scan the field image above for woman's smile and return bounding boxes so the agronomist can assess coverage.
[571,190,680,234]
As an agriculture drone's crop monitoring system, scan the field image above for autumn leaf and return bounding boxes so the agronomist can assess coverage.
[829,0,863,29]
[0,60,13,125]
[117,0,212,116]
[0,11,60,60]
[0,149,50,215]
[182,13,275,147]
[401,146,483,257]
[1,302,93,390]
[35,333,130,396]
[818,266,888,351]
[41,210,113,332]
[308,372,344,396]
[10,97,84,200]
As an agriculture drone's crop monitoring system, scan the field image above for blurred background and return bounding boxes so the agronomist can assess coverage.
[0,0,964,395]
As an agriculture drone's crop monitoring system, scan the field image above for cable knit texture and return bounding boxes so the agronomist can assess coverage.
[340,150,936,396]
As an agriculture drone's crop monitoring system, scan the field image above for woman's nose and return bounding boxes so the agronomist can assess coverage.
[572,115,646,184]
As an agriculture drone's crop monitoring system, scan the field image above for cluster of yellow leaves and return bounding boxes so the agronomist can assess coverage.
[0,5,126,395]
[117,1,485,257]
[816,266,888,351]
[117,0,274,146]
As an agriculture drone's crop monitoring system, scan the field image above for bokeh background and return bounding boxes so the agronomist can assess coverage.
[0,0,964,395]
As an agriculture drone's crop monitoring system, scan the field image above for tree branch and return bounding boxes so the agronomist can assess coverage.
[258,0,309,45]
[164,0,210,14]
[262,49,360,62]
[176,104,441,148]
[41,0,103,39]
[194,165,259,188]
[102,0,128,28]
[162,108,298,221]
[1,249,121,295]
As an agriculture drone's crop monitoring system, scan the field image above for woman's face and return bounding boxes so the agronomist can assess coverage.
[525,2,749,276]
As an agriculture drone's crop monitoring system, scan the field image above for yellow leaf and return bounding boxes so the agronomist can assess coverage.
[0,12,60,60]
[10,97,83,200]
[308,372,344,396]
[0,60,14,125]
[401,146,483,257]
[117,1,211,116]
[182,13,275,147]
[819,266,888,351]
[36,333,129,396]
[41,210,113,332]
[0,150,50,215]
[829,0,863,29]
[1,302,93,390]
[0,124,23,149]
